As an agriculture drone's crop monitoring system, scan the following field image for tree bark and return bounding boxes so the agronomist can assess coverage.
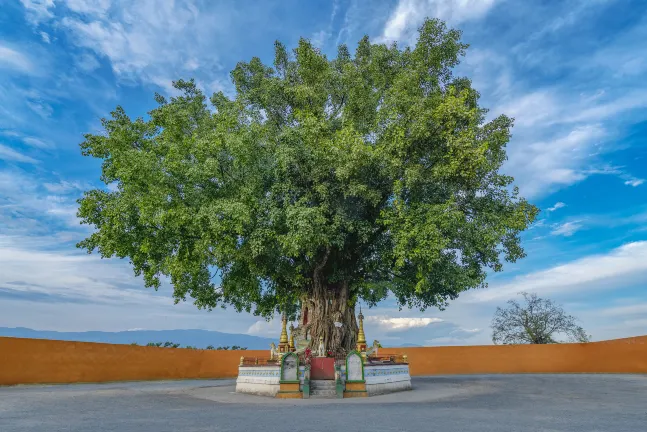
[300,281,358,355]
[297,250,357,355]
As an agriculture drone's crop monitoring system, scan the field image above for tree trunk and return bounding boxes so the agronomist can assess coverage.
[300,280,358,356]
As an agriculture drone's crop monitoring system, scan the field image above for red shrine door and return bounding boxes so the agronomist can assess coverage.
[310,357,335,380]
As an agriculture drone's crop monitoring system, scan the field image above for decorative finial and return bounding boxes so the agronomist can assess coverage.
[356,306,367,351]
[239,356,244,366]
[279,313,289,344]
[357,308,366,344]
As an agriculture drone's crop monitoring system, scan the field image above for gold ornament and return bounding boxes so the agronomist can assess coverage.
[278,313,291,353]
[279,314,289,344]
[356,307,367,352]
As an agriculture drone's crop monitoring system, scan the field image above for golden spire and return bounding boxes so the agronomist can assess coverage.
[289,323,295,351]
[357,306,366,347]
[279,313,289,344]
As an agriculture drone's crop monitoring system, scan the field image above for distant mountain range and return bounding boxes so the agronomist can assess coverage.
[0,327,423,349]
[0,327,275,349]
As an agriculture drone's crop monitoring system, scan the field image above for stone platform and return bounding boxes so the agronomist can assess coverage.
[235,362,411,398]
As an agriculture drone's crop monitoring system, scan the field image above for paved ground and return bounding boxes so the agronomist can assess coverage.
[1,375,646,431]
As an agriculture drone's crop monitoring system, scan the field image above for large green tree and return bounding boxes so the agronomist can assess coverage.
[77,19,538,353]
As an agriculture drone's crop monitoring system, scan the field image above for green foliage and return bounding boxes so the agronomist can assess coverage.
[77,18,538,318]
[164,341,181,348]
[142,342,246,350]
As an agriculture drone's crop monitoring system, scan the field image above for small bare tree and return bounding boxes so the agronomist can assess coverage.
[491,292,590,344]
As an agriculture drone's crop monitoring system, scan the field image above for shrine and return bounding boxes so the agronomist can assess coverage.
[236,308,412,399]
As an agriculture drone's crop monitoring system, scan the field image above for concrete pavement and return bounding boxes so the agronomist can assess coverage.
[1,374,646,431]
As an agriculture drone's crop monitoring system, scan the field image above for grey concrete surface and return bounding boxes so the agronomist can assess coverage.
[1,375,646,431]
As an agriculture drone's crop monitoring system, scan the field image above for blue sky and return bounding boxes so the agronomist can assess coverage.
[1,0,646,346]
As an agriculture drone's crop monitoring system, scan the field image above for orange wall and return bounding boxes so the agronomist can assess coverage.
[0,337,264,386]
[1,335,646,386]
[388,336,647,376]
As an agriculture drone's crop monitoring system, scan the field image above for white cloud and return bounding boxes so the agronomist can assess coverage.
[624,178,644,187]
[246,319,281,338]
[380,0,498,43]
[0,131,53,149]
[39,31,51,43]
[55,0,228,93]
[429,9,644,201]
[458,327,481,334]
[64,0,112,15]
[622,318,647,328]
[586,12,647,79]
[19,0,55,25]
[365,315,443,331]
[76,53,101,72]
[493,88,647,131]
[487,88,647,200]
[0,45,33,73]
[460,49,512,99]
[310,0,339,49]
[23,136,53,149]
[0,144,39,164]
[477,10,647,200]
[311,30,331,49]
[550,221,583,237]
[0,236,160,305]
[496,90,559,128]
[599,302,647,317]
[26,100,54,118]
[43,180,87,193]
[0,233,260,334]
[547,202,566,212]
[468,241,647,302]
[564,91,647,124]
[0,169,86,232]
[505,125,606,197]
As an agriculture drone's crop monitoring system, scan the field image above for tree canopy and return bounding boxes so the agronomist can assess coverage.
[491,292,590,344]
[77,19,538,327]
